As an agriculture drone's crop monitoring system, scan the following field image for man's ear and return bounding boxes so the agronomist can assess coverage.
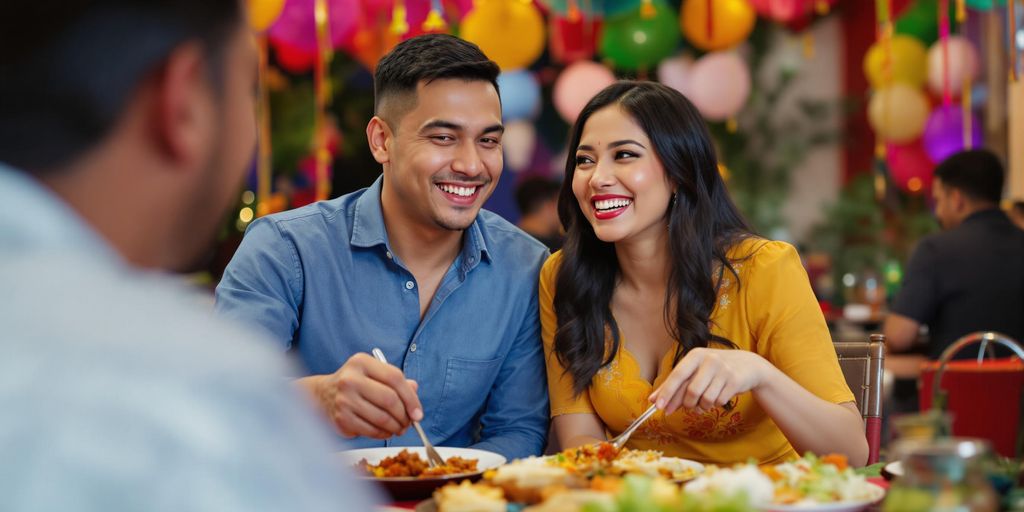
[366,116,393,165]
[151,41,213,171]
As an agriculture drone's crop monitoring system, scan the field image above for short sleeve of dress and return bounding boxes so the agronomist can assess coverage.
[741,241,856,405]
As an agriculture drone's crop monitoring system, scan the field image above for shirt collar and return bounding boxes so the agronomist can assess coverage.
[962,207,1005,225]
[349,175,492,266]
[0,163,118,263]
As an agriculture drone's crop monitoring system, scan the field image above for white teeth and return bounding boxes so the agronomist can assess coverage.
[594,198,632,211]
[438,184,477,197]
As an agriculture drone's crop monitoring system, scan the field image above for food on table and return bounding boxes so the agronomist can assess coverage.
[433,480,506,512]
[356,449,478,478]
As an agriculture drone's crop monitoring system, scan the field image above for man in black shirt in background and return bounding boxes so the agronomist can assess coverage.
[885,150,1024,363]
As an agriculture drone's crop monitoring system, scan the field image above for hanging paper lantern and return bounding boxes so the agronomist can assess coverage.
[657,54,695,98]
[926,36,980,97]
[867,84,930,143]
[553,61,616,123]
[863,35,928,89]
[461,0,546,71]
[503,120,537,172]
[550,15,602,64]
[886,141,935,194]
[272,38,317,73]
[680,0,756,51]
[248,0,287,31]
[268,0,360,53]
[922,105,983,163]
[599,0,680,71]
[496,71,542,121]
[686,51,751,121]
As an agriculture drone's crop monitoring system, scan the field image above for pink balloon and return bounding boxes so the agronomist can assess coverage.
[886,141,935,194]
[687,51,751,121]
[657,54,695,99]
[926,36,980,97]
[269,0,360,54]
[553,61,616,123]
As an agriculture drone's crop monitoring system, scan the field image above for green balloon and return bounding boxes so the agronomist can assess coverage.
[893,0,956,45]
[599,1,680,71]
[965,0,1006,9]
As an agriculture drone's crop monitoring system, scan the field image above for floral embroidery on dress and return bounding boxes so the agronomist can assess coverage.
[676,406,747,440]
[633,418,678,446]
[718,294,732,309]
[595,355,622,386]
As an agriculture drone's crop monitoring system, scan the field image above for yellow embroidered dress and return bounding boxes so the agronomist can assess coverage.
[540,239,855,466]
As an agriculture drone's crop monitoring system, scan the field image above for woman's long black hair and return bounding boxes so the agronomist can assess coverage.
[553,81,755,396]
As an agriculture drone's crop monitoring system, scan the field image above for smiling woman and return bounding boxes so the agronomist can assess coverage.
[541,81,869,467]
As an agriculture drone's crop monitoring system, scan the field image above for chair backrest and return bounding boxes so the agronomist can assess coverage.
[834,335,885,465]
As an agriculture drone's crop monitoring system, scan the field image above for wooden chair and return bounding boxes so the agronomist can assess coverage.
[834,334,885,465]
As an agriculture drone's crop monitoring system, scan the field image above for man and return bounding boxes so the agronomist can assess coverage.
[216,35,550,459]
[884,150,1024,361]
[515,176,564,252]
[0,1,377,510]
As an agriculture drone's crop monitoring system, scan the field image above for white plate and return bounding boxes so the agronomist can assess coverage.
[338,446,506,501]
[757,482,887,512]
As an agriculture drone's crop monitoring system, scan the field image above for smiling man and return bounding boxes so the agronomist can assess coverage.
[215,35,549,459]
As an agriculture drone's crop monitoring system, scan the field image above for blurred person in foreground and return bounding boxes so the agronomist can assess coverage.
[884,150,1024,364]
[541,81,867,466]
[0,1,377,510]
[515,176,564,252]
[215,35,549,460]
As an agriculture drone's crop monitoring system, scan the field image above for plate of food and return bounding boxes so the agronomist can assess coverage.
[684,454,886,512]
[340,446,506,501]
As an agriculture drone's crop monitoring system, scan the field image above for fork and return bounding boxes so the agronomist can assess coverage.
[370,348,445,468]
[608,403,659,451]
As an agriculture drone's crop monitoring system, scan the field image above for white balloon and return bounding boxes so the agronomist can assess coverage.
[503,121,537,172]
[926,36,980,97]
[687,51,751,121]
[657,54,696,98]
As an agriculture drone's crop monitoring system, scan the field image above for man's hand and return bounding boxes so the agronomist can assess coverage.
[301,353,423,439]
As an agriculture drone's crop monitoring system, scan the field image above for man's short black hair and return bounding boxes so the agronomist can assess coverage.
[0,1,243,173]
[373,34,500,123]
[934,149,1005,204]
[515,176,561,216]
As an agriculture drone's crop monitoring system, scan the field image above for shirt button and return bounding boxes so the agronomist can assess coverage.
[405,280,415,290]
[386,251,393,260]
[410,343,417,353]
[468,256,475,263]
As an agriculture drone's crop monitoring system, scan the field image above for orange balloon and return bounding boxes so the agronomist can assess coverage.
[349,27,400,72]
[680,0,756,51]
[247,0,286,32]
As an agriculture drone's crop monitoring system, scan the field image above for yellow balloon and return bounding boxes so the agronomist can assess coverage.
[863,35,928,88]
[680,0,756,51]
[868,84,930,143]
[248,0,286,32]
[461,0,546,71]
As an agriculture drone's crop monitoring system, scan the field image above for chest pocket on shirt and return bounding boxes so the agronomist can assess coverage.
[430,356,503,439]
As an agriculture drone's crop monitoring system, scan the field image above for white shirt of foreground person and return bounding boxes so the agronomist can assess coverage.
[0,165,381,511]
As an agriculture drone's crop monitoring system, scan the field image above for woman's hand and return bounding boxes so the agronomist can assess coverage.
[649,347,771,415]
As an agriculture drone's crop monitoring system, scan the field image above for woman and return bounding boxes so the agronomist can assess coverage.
[540,81,867,466]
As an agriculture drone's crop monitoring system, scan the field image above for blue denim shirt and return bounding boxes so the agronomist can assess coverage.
[215,176,550,460]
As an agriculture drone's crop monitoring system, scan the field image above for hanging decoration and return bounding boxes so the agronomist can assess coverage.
[461,0,546,70]
[886,140,935,194]
[268,0,359,53]
[922,104,984,162]
[549,12,602,64]
[553,60,616,123]
[313,0,335,201]
[249,0,287,31]
[926,35,980,97]
[863,35,928,88]
[599,0,679,72]
[680,0,756,51]
[686,51,751,122]
[868,83,931,143]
